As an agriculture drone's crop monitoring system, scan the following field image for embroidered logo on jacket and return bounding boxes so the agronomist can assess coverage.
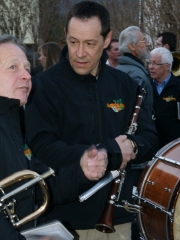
[107,99,125,112]
[24,144,32,160]
[163,95,176,102]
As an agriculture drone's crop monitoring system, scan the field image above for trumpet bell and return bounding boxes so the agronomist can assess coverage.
[0,168,55,228]
[172,52,180,77]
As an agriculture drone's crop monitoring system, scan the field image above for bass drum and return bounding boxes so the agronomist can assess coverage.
[137,138,180,240]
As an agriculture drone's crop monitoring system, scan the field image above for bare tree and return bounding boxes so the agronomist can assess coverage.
[142,0,180,49]
[58,0,139,39]
[0,0,38,43]
[100,0,139,38]
[38,0,64,44]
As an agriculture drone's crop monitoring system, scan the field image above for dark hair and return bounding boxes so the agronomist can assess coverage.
[158,32,177,51]
[0,34,27,53]
[106,39,118,51]
[65,1,110,39]
[38,42,61,70]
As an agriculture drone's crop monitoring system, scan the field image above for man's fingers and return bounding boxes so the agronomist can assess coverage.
[81,147,108,181]
[120,135,127,142]
[87,145,98,158]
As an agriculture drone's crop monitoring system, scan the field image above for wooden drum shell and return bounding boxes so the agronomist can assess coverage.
[137,138,180,240]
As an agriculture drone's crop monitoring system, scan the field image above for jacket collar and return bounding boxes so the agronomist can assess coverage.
[124,53,144,66]
[118,54,149,75]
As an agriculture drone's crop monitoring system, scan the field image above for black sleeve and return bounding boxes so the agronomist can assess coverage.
[33,157,99,205]
[25,78,89,170]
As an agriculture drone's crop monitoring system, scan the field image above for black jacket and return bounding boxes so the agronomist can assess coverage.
[25,46,158,230]
[0,97,94,240]
[152,74,180,148]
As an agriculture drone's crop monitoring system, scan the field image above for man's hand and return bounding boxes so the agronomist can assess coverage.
[80,146,108,181]
[115,135,136,169]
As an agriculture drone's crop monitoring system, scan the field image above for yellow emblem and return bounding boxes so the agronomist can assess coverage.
[24,144,32,160]
[163,95,176,102]
[107,99,125,112]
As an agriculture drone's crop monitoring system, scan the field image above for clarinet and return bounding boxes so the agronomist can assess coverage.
[94,88,145,233]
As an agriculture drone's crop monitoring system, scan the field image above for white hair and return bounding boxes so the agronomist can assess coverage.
[150,47,173,70]
[118,26,141,54]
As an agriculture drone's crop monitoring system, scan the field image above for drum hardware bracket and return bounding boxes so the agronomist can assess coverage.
[133,193,174,221]
[156,155,180,166]
[139,236,147,240]
[114,200,142,213]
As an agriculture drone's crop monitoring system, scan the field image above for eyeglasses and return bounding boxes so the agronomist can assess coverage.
[139,38,149,43]
[146,61,168,67]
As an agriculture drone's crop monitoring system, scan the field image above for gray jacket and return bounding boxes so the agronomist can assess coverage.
[116,55,154,170]
[116,55,153,119]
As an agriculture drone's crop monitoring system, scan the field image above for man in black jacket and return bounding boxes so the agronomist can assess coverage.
[25,1,158,239]
[148,47,180,148]
[0,34,108,240]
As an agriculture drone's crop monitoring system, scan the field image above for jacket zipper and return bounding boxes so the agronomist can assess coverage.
[94,82,103,142]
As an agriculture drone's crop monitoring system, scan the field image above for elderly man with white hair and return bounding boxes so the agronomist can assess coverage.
[148,47,180,149]
[116,26,153,119]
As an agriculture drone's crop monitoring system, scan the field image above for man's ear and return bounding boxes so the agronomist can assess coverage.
[165,63,171,71]
[164,43,170,50]
[128,43,135,51]
[106,50,110,56]
[104,31,113,49]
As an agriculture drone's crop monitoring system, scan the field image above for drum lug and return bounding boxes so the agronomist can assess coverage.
[164,187,171,192]
[146,180,155,185]
[169,208,174,222]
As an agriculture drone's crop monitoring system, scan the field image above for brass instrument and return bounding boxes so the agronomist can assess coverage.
[172,52,180,77]
[0,168,55,228]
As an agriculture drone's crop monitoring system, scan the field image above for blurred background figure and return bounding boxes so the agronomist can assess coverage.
[106,39,121,68]
[38,42,62,71]
[155,32,180,78]
[31,42,61,76]
[155,32,177,51]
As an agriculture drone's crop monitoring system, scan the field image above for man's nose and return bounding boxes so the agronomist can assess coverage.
[76,44,86,57]
[21,69,31,80]
[148,63,153,69]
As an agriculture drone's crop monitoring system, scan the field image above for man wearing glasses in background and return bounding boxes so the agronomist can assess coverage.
[156,32,177,52]
[116,26,154,240]
[148,47,180,149]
